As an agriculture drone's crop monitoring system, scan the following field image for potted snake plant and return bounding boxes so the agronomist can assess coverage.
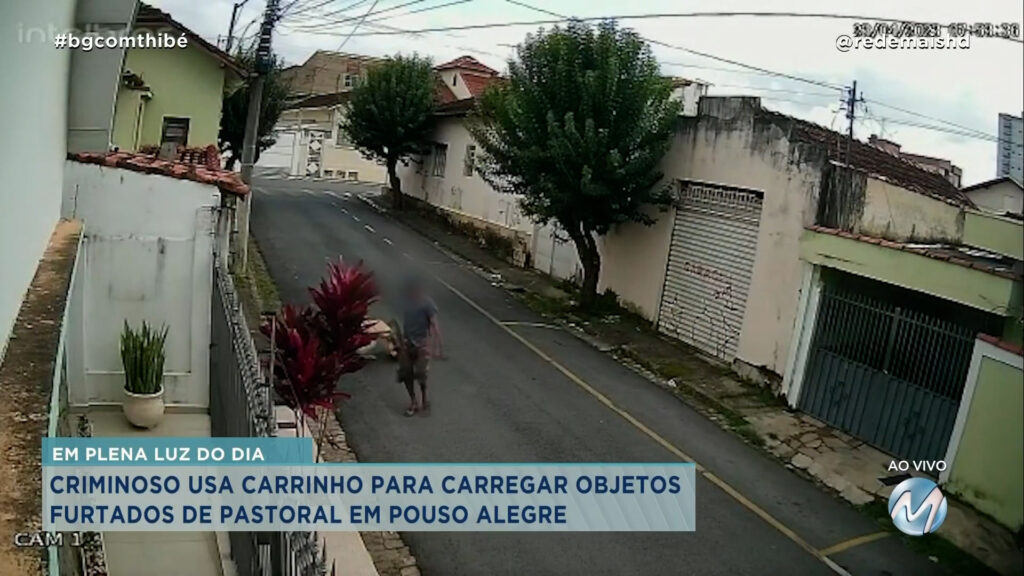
[120,321,168,428]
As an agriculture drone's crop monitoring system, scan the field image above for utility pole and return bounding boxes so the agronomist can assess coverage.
[224,0,249,54]
[844,80,858,165]
[236,0,280,269]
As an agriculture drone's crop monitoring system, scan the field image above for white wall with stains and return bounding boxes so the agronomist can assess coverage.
[0,0,75,362]
[61,161,220,407]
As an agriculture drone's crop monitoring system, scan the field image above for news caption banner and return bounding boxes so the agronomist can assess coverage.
[43,438,696,532]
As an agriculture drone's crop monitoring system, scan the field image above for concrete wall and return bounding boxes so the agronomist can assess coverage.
[943,338,1024,531]
[963,210,1024,260]
[61,161,219,407]
[597,206,676,319]
[119,39,226,148]
[399,117,534,235]
[66,0,136,153]
[659,98,826,375]
[965,179,1024,215]
[112,87,147,151]
[856,178,963,243]
[0,0,76,361]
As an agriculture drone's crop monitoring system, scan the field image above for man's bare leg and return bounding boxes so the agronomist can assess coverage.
[404,378,418,416]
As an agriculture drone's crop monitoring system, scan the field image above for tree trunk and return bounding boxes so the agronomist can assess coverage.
[386,156,403,210]
[567,225,601,309]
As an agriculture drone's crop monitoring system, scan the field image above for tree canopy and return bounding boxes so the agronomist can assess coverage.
[219,52,290,170]
[341,54,437,209]
[470,21,680,306]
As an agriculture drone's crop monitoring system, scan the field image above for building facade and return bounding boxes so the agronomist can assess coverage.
[280,50,382,97]
[961,176,1024,215]
[111,4,243,152]
[257,92,387,182]
[997,112,1023,183]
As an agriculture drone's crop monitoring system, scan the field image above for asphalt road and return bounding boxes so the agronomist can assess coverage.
[251,176,954,576]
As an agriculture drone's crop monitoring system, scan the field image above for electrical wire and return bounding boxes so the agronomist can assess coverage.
[340,11,1024,44]
[363,0,472,26]
[863,99,998,140]
[338,0,382,50]
[290,0,434,30]
[502,2,843,92]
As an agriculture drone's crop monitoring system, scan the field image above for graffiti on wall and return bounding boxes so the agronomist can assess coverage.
[661,260,740,359]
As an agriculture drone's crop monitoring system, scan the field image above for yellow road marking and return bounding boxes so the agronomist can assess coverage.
[819,531,890,556]
[428,273,851,576]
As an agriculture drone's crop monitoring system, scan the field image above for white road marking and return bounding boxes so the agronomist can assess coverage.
[352,215,360,222]
[302,189,316,195]
[383,238,393,245]
[402,253,413,260]
[341,208,349,214]
[364,225,375,233]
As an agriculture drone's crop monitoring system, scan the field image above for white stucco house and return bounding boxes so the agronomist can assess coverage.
[960,176,1024,216]
[257,92,387,182]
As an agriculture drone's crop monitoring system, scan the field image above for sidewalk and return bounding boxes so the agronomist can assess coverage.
[364,192,1023,576]
[232,239,421,576]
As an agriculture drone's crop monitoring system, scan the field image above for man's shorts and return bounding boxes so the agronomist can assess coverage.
[398,343,430,382]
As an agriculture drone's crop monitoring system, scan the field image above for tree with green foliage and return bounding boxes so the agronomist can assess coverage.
[219,52,290,170]
[470,21,681,307]
[342,55,437,209]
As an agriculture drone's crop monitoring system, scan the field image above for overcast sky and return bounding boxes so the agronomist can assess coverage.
[153,0,1024,186]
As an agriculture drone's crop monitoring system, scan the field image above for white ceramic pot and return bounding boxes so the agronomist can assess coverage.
[122,387,165,429]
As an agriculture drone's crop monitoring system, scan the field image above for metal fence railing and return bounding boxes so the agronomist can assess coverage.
[211,256,331,576]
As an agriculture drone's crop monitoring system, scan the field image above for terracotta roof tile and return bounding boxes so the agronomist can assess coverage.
[69,151,249,197]
[436,56,498,75]
[757,108,972,207]
[461,73,500,98]
[435,79,458,105]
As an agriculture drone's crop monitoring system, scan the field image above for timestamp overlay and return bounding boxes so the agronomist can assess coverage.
[836,21,1022,53]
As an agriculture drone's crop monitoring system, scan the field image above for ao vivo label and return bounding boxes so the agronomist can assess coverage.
[887,460,946,473]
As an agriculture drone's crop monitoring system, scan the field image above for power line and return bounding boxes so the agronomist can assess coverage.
[360,20,506,59]
[341,11,1024,44]
[290,0,434,30]
[709,85,840,98]
[501,2,843,92]
[284,0,358,19]
[338,0,381,50]
[364,0,473,26]
[863,98,996,140]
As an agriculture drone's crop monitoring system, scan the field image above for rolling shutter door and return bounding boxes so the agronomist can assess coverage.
[657,183,763,361]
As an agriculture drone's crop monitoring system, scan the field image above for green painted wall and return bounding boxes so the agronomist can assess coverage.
[116,38,226,149]
[947,355,1024,530]
[112,87,143,151]
[801,230,1017,316]
[963,210,1024,260]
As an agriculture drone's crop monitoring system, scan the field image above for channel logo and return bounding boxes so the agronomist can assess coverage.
[888,477,947,536]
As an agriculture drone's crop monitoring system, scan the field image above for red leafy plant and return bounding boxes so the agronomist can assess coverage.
[261,259,379,454]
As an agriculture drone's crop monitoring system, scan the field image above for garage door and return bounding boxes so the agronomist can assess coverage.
[657,183,763,361]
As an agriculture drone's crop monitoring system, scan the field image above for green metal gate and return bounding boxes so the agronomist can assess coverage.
[798,286,976,461]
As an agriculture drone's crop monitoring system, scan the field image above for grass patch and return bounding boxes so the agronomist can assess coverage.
[231,234,281,332]
[856,501,1000,576]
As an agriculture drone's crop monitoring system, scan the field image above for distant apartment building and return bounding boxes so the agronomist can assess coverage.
[279,50,383,97]
[868,135,963,188]
[996,112,1023,183]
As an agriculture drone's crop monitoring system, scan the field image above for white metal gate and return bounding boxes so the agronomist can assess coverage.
[657,183,763,360]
